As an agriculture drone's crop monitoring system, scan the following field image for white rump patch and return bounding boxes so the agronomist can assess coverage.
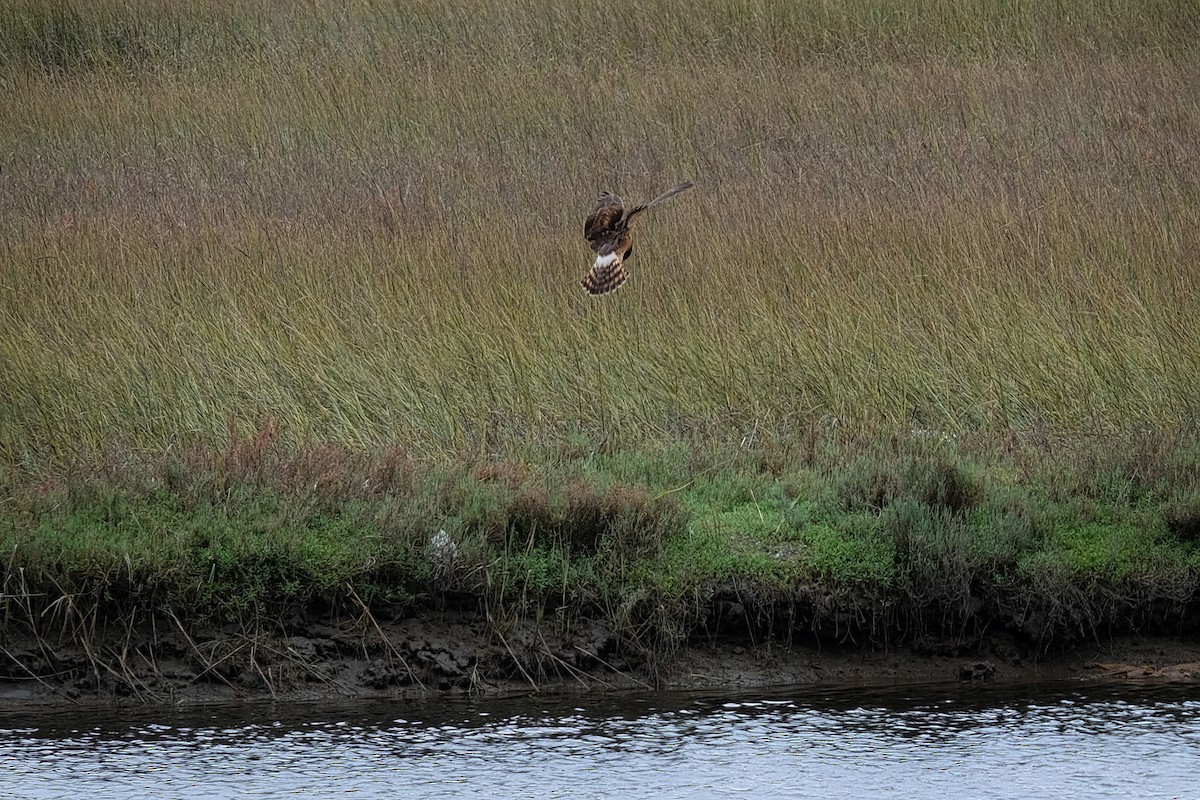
[594,251,621,269]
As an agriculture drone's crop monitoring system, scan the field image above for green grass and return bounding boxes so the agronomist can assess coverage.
[1,0,1198,655]
[3,428,1197,648]
[1,0,1198,462]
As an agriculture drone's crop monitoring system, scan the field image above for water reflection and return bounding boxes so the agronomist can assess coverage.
[2,682,1198,799]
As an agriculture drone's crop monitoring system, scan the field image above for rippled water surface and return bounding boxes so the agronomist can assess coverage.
[3,682,1198,799]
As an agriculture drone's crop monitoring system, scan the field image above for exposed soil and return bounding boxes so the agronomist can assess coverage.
[2,605,1197,707]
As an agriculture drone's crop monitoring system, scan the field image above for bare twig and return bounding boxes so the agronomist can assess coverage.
[235,633,358,696]
[165,609,240,692]
[537,629,607,690]
[75,633,155,701]
[495,626,538,692]
[574,645,652,690]
[244,629,278,700]
[0,643,81,705]
[345,583,426,691]
[103,643,164,702]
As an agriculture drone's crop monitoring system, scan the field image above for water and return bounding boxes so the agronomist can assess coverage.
[2,682,1198,799]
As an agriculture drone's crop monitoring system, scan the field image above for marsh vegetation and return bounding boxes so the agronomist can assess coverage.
[1,0,1198,696]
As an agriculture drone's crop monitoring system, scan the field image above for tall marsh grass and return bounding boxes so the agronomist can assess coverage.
[1,0,1198,462]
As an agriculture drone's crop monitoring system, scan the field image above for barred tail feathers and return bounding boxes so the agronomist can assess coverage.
[581,251,628,296]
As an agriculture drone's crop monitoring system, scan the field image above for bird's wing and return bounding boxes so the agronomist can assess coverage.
[623,181,694,226]
[584,193,625,253]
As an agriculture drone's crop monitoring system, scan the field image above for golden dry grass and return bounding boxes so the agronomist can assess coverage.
[1,0,1198,461]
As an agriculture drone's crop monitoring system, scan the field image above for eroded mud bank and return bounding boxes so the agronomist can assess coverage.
[3,600,1197,706]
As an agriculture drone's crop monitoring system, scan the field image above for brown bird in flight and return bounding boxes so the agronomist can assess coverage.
[581,181,693,295]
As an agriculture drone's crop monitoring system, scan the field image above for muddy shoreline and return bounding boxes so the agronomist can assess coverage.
[3,605,1197,707]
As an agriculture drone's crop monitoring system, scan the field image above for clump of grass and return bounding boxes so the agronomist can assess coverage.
[1163,490,1200,544]
[834,441,982,517]
[1,4,147,74]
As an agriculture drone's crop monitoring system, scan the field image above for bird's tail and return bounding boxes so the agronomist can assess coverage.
[581,251,629,296]
[624,181,694,223]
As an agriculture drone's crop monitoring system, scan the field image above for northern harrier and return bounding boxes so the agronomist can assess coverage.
[581,181,693,295]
